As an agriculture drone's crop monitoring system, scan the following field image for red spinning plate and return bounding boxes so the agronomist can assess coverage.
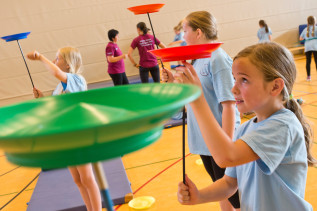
[127,4,165,15]
[149,43,223,62]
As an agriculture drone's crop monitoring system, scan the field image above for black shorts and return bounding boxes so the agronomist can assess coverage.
[109,72,129,86]
[200,155,240,209]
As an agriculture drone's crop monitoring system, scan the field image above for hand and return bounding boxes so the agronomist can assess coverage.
[177,175,200,205]
[174,61,202,88]
[134,64,140,68]
[122,54,128,59]
[27,50,41,60]
[33,87,44,98]
[162,68,174,83]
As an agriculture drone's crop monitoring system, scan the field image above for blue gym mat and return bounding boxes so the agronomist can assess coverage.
[27,158,132,211]
[88,75,153,90]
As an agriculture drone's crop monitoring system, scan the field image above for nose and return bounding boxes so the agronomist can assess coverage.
[231,83,239,95]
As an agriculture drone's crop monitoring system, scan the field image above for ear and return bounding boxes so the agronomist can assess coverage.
[66,64,70,71]
[196,28,203,39]
[271,78,284,97]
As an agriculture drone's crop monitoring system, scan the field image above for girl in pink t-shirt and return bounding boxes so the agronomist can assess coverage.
[128,22,166,83]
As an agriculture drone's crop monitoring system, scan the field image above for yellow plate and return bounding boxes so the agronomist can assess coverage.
[128,196,155,209]
[196,158,203,165]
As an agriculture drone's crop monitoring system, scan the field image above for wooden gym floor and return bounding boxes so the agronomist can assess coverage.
[0,58,316,210]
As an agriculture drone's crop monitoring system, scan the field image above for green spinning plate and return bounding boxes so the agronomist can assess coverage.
[0,83,200,169]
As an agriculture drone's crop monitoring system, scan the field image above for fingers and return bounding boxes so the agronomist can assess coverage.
[174,66,191,84]
[177,181,191,204]
[26,50,40,60]
[33,87,39,98]
[161,68,174,83]
[181,61,198,78]
[33,87,43,98]
[185,174,195,188]
[26,52,33,60]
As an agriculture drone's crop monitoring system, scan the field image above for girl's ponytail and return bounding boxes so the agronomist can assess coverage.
[307,16,316,37]
[259,20,269,33]
[285,98,316,166]
[136,22,150,35]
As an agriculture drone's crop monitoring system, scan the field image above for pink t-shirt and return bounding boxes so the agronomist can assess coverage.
[131,34,160,68]
[105,42,125,74]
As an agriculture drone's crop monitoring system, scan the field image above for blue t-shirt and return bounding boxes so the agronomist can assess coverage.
[52,73,87,96]
[225,108,312,211]
[257,27,272,43]
[300,25,317,52]
[186,47,240,156]
[173,32,187,46]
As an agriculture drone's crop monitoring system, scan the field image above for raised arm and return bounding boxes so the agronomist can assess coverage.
[221,101,236,139]
[27,51,67,83]
[174,62,259,167]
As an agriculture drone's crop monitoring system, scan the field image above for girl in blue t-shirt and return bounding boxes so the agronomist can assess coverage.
[163,11,241,211]
[257,20,272,43]
[27,47,102,211]
[168,21,187,47]
[175,42,315,210]
[300,16,317,81]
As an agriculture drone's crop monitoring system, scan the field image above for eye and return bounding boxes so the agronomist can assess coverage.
[242,78,248,83]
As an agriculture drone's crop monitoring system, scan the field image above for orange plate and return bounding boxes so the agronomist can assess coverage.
[127,4,165,15]
[149,43,223,62]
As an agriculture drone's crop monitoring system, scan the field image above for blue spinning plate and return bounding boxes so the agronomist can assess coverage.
[1,32,31,42]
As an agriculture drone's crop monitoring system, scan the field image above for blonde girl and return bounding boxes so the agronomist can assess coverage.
[27,47,102,211]
[163,11,241,211]
[176,42,315,210]
[300,16,317,81]
[168,20,187,47]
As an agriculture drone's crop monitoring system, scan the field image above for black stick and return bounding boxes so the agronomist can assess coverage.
[146,12,164,69]
[146,12,186,184]
[17,40,34,88]
[182,107,186,184]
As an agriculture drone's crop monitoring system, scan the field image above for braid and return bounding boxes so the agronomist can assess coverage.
[307,27,309,38]
[285,98,316,166]
[307,16,316,37]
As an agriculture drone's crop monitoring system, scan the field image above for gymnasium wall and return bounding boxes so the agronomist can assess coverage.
[0,0,317,106]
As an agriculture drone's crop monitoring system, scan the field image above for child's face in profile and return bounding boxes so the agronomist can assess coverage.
[231,57,273,115]
[182,20,199,45]
[53,52,69,73]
